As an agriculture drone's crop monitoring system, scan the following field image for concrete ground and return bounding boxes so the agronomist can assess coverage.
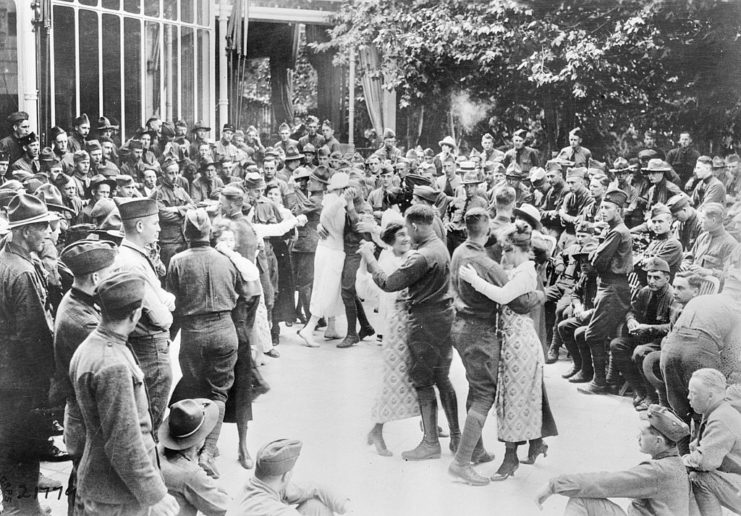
[38,308,649,516]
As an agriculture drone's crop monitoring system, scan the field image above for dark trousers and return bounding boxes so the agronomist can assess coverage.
[584,281,631,382]
[171,313,238,404]
[407,304,455,390]
[451,317,499,414]
[341,251,372,338]
[558,313,585,369]
[661,328,721,422]
[159,240,186,271]
[642,350,668,405]
[609,335,654,397]
[0,390,48,516]
[545,286,568,350]
[292,252,315,320]
[128,334,172,436]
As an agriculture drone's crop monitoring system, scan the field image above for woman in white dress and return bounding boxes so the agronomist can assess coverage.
[298,172,352,347]
[459,222,558,480]
[367,222,419,456]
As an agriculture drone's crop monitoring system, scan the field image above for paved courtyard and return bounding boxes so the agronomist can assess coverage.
[39,308,648,516]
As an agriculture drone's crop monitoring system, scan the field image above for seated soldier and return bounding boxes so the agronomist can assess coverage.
[546,221,597,364]
[681,202,739,279]
[535,404,691,515]
[641,271,702,408]
[609,257,674,411]
[633,204,683,284]
[159,399,230,516]
[559,241,599,382]
[685,369,741,515]
[229,439,352,516]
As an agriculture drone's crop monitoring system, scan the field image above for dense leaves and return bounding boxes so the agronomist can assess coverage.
[319,0,741,158]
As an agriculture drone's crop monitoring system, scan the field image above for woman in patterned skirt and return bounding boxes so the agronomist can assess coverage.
[367,222,419,456]
[459,221,558,480]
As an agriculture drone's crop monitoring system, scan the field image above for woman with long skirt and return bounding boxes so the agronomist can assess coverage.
[459,221,558,481]
[366,222,419,456]
[298,172,353,347]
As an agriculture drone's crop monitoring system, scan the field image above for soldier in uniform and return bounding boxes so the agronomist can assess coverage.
[558,167,591,250]
[297,115,325,153]
[373,128,403,164]
[535,404,691,515]
[8,132,41,175]
[643,158,682,212]
[0,194,57,516]
[556,128,592,167]
[578,189,633,395]
[502,129,540,174]
[691,155,727,207]
[0,111,31,166]
[274,122,299,155]
[113,198,176,435]
[155,158,195,269]
[504,163,534,207]
[69,271,179,516]
[480,133,505,164]
[190,160,224,203]
[683,202,739,279]
[667,194,702,252]
[447,208,543,486]
[189,120,212,162]
[445,169,487,254]
[358,204,461,462]
[631,128,665,160]
[70,150,92,200]
[609,257,674,412]
[686,368,741,515]
[321,120,342,155]
[53,239,117,516]
[215,124,239,163]
[67,114,90,153]
[433,136,457,176]
[666,131,700,186]
[635,204,684,282]
[230,439,351,515]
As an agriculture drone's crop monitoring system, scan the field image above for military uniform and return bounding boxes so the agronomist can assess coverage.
[160,453,229,516]
[556,145,592,167]
[666,145,700,185]
[689,227,739,278]
[0,134,23,165]
[502,146,540,173]
[155,179,194,268]
[692,174,727,207]
[297,133,325,153]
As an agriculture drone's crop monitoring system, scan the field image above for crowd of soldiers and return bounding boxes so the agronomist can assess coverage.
[0,107,741,515]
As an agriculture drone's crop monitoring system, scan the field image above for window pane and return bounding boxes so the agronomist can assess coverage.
[181,27,195,125]
[124,17,141,138]
[197,28,210,123]
[102,14,121,134]
[79,0,97,6]
[123,0,139,14]
[0,0,19,115]
[197,0,206,26]
[78,9,99,120]
[54,6,75,128]
[144,0,159,17]
[164,24,178,120]
[181,0,193,23]
[102,0,120,9]
[145,21,161,119]
[163,0,177,20]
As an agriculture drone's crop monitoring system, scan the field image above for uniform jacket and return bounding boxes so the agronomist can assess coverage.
[643,234,683,279]
[674,211,703,252]
[625,284,673,340]
[561,186,591,234]
[0,241,54,392]
[69,326,168,506]
[689,401,741,475]
[373,145,404,164]
[690,227,739,277]
[155,181,194,245]
[190,175,224,203]
[666,146,700,184]
[502,146,540,173]
[591,220,633,278]
[556,145,591,167]
[161,453,229,516]
[291,189,322,253]
[0,134,23,165]
[297,133,325,153]
[229,477,347,516]
[67,132,86,153]
[646,178,682,211]
[274,139,299,154]
[9,155,41,175]
[692,175,726,207]
[549,450,690,516]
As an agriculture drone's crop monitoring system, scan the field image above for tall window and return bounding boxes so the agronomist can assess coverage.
[0,1,17,116]
[51,0,212,140]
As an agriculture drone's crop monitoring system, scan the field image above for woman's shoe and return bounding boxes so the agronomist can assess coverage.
[366,429,392,457]
[238,448,254,469]
[521,442,548,465]
[490,457,519,481]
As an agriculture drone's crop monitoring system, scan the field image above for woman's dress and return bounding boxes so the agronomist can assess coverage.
[309,192,346,318]
[370,251,419,423]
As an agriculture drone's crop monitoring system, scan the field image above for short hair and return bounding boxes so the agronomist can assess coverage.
[645,423,676,446]
[691,368,727,394]
[306,115,319,125]
[405,204,434,225]
[464,207,490,238]
[674,271,703,290]
[380,222,405,246]
[264,184,280,197]
[494,185,516,210]
[211,220,235,245]
[726,154,740,164]
[322,120,333,129]
[679,130,691,139]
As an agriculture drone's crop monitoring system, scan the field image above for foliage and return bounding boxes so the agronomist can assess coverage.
[319,0,741,158]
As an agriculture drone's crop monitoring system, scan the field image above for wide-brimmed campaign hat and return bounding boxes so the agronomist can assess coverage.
[7,193,59,229]
[35,184,76,214]
[643,159,672,174]
[159,399,219,450]
[513,203,542,231]
[461,171,483,185]
[284,147,304,162]
[327,172,349,191]
[438,136,456,149]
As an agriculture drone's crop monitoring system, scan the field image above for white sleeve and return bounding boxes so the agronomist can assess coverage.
[467,265,533,305]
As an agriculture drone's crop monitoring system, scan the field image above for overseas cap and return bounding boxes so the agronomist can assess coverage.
[667,194,690,214]
[647,404,689,442]
[94,270,146,314]
[116,198,158,220]
[602,188,628,208]
[61,239,117,276]
[255,439,303,477]
[644,256,670,273]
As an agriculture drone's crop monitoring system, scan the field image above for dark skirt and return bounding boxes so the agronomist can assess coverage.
[224,296,260,424]
[271,237,297,323]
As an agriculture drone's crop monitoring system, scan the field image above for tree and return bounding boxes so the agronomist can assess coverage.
[320,0,741,159]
